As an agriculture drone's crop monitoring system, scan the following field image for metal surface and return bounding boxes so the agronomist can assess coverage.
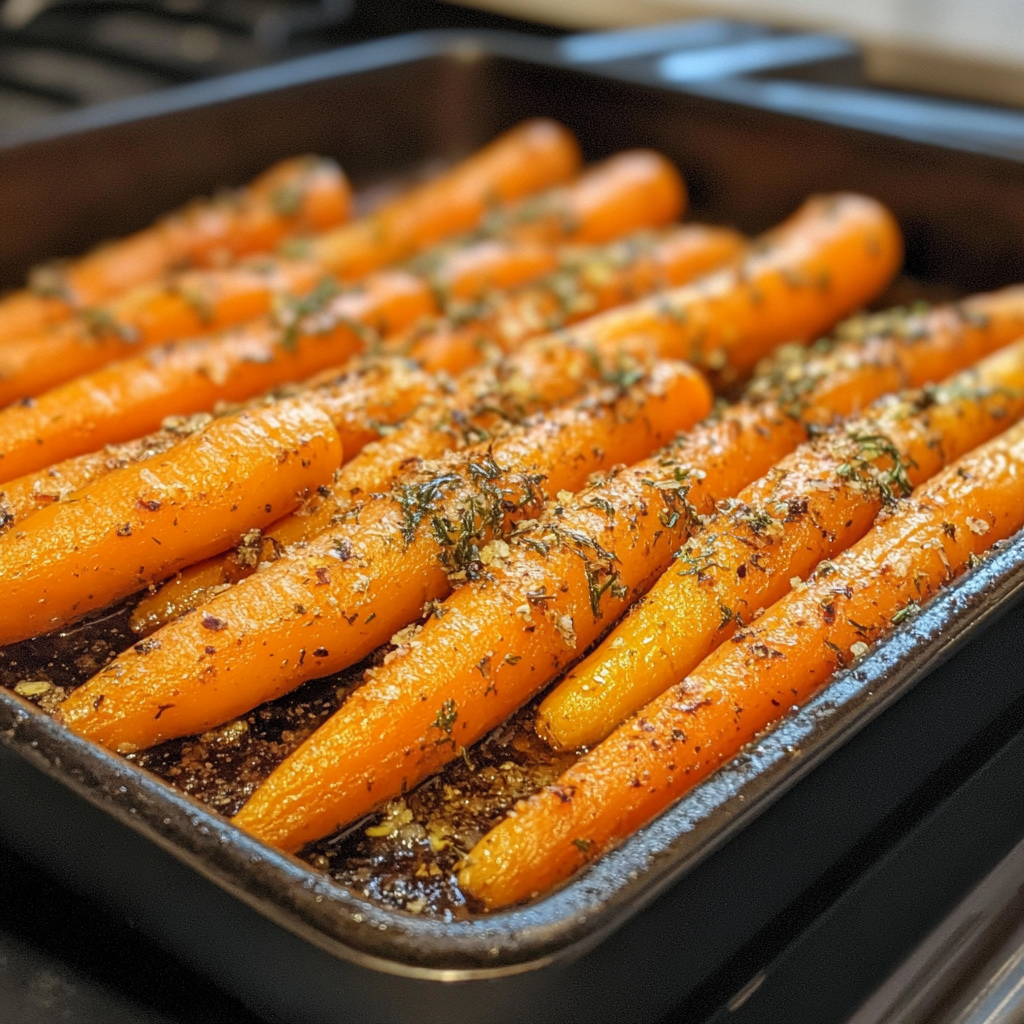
[851,834,1024,1024]
[3,25,1024,1023]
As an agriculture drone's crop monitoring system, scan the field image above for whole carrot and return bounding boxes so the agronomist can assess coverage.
[538,336,1024,750]
[60,362,711,752]
[0,155,352,341]
[460,414,1024,908]
[310,144,678,276]
[0,417,210,536]
[545,192,903,388]
[396,224,748,375]
[0,271,436,482]
[0,398,342,646]
[307,119,581,278]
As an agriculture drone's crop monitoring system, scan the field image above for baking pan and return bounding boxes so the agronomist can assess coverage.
[4,24,1024,1023]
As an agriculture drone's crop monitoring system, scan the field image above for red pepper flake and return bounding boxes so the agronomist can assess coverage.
[202,612,228,631]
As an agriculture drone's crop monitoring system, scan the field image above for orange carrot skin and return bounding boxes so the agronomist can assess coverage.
[500,150,685,247]
[0,418,209,535]
[125,357,440,634]
[310,119,582,277]
[127,533,283,636]
[401,225,748,375]
[460,416,1024,908]
[121,326,677,637]
[61,364,710,753]
[0,398,341,646]
[0,122,580,404]
[0,155,351,340]
[0,258,328,405]
[560,193,902,385]
[0,273,435,483]
[424,240,561,303]
[538,338,1024,749]
[751,286,1024,422]
[230,399,801,851]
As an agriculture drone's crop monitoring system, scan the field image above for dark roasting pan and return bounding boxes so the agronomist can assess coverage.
[4,24,1024,1023]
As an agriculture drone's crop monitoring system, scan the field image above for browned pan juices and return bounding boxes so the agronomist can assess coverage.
[0,590,575,915]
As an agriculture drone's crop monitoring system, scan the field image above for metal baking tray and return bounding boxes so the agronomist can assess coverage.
[4,24,1024,1023]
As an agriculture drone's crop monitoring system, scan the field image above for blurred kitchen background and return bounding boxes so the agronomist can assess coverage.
[0,0,1023,137]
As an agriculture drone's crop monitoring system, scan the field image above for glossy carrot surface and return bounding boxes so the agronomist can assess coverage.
[0,398,341,645]
[460,415,1024,908]
[0,418,208,535]
[61,363,711,754]
[539,336,1024,749]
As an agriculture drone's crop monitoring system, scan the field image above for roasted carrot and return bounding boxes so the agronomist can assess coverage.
[60,362,711,752]
[310,143,678,277]
[396,224,748,375]
[531,192,902,388]
[460,414,1024,908]
[228,400,797,851]
[307,119,581,278]
[0,258,331,405]
[0,398,341,646]
[0,153,689,473]
[0,416,210,536]
[0,273,437,483]
[0,121,581,404]
[538,336,1024,750]
[0,156,351,341]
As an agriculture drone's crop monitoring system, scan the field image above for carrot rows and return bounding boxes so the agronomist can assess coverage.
[0,120,584,405]
[458,411,1024,908]
[229,319,1024,854]
[114,190,901,636]
[0,151,687,480]
[59,362,712,749]
[10,121,1013,920]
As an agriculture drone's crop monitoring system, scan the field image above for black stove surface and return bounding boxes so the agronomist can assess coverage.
[0,0,560,132]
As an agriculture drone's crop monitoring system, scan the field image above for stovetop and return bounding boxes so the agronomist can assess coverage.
[0,0,560,132]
